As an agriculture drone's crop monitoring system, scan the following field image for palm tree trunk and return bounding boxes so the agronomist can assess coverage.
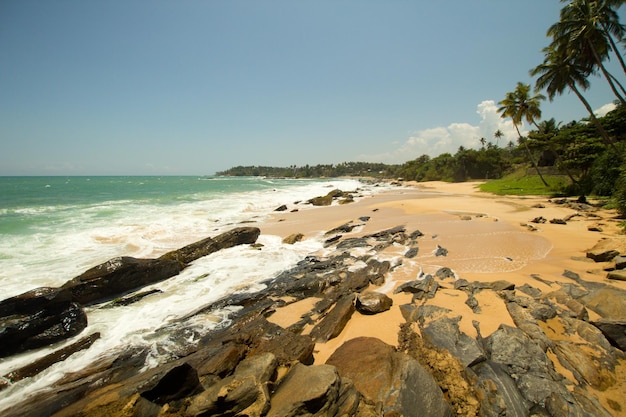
[569,81,620,154]
[588,39,626,106]
[513,124,549,186]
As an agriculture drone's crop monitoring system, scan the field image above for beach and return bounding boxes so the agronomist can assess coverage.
[263,180,626,415]
[2,179,626,416]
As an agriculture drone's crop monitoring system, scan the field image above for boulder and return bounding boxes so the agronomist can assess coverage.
[326,337,452,417]
[579,286,626,321]
[267,363,341,417]
[418,315,486,368]
[0,300,88,358]
[0,286,72,317]
[159,227,261,264]
[282,233,303,245]
[141,362,201,405]
[355,292,392,315]
[607,270,626,281]
[586,238,625,262]
[395,275,438,300]
[404,247,419,258]
[61,256,183,305]
[471,360,530,417]
[274,204,288,212]
[615,255,626,270]
[187,353,277,417]
[592,319,626,351]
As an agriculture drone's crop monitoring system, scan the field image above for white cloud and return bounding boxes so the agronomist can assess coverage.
[594,102,616,117]
[357,100,521,164]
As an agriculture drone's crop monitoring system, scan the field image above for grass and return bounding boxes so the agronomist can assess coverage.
[479,170,572,196]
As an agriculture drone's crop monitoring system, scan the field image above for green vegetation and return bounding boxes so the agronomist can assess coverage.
[478,170,571,196]
[219,1,626,217]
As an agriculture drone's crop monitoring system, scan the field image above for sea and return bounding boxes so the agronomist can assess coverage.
[0,175,386,411]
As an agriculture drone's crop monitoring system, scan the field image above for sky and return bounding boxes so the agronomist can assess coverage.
[0,1,624,176]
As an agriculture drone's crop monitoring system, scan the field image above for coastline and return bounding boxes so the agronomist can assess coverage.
[3,179,626,416]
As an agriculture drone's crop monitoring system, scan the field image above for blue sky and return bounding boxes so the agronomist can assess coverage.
[0,1,623,175]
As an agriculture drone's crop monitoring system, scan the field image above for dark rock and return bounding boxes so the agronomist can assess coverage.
[471,360,530,417]
[141,362,201,405]
[61,256,183,305]
[586,238,624,262]
[3,332,100,384]
[518,284,542,297]
[364,225,406,240]
[395,275,438,300]
[336,237,370,250]
[404,247,419,258]
[530,216,547,224]
[434,245,448,257]
[465,293,481,313]
[282,233,304,245]
[326,337,452,417]
[592,319,626,351]
[188,353,277,417]
[106,289,162,307]
[355,292,392,315]
[435,266,455,279]
[607,270,626,281]
[359,216,371,222]
[159,226,261,265]
[614,255,626,270]
[419,315,486,367]
[324,234,342,246]
[0,286,72,317]
[309,295,355,342]
[308,195,333,206]
[579,286,626,321]
[195,342,247,378]
[0,301,88,358]
[325,221,358,235]
[409,229,424,239]
[274,204,288,211]
[549,218,567,225]
[267,363,341,417]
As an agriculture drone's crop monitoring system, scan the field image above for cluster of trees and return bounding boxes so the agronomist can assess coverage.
[220,0,626,216]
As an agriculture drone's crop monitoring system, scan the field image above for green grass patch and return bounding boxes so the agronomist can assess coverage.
[479,171,571,196]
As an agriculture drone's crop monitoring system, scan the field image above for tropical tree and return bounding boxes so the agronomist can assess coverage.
[493,129,503,147]
[531,45,619,153]
[550,0,626,104]
[498,82,550,186]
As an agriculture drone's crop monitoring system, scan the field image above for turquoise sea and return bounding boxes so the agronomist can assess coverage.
[0,175,384,411]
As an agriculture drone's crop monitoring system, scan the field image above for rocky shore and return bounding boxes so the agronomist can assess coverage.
[1,182,625,416]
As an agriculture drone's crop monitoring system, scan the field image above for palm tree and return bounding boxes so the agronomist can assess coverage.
[550,0,626,105]
[531,45,618,153]
[498,82,550,186]
[493,129,503,147]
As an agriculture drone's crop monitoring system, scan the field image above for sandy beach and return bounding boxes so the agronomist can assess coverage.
[264,180,626,415]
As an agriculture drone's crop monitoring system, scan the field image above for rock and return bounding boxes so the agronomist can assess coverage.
[325,221,358,235]
[355,292,392,315]
[309,295,355,342]
[607,270,626,281]
[588,225,603,232]
[530,216,547,224]
[409,229,424,239]
[404,247,419,258]
[395,275,438,300]
[579,286,626,321]
[586,238,626,262]
[187,353,277,417]
[141,362,201,405]
[159,227,261,265]
[282,233,304,245]
[61,256,183,305]
[435,266,455,279]
[106,289,162,307]
[326,337,451,417]
[274,204,288,211]
[418,315,486,367]
[267,363,341,417]
[553,340,615,390]
[0,300,88,358]
[3,332,100,384]
[471,360,530,417]
[434,244,448,257]
[0,286,72,317]
[549,218,567,225]
[615,255,626,270]
[592,319,626,351]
